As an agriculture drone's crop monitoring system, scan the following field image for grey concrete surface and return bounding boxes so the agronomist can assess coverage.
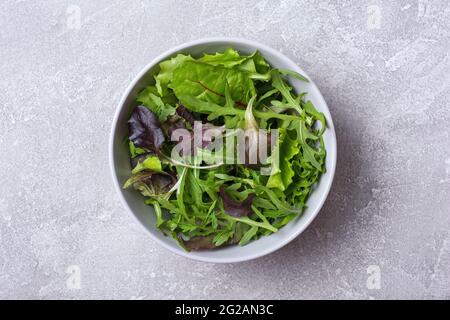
[0,0,449,299]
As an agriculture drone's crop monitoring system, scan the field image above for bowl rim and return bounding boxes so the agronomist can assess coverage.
[109,37,337,263]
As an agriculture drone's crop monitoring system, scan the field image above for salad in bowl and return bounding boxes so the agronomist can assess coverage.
[110,38,336,262]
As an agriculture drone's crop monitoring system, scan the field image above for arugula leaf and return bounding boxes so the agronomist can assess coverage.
[224,215,277,233]
[290,119,324,170]
[278,68,309,82]
[302,100,326,135]
[271,70,304,116]
[213,229,234,246]
[238,226,258,246]
[177,94,244,121]
[152,202,164,227]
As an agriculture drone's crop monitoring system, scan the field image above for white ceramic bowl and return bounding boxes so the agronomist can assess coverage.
[110,38,337,263]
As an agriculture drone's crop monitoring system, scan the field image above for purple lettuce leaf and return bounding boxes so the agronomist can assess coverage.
[219,186,255,217]
[128,105,165,153]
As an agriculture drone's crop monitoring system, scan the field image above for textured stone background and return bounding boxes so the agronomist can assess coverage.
[1,0,449,299]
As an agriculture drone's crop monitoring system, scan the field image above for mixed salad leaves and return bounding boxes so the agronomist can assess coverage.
[123,48,327,250]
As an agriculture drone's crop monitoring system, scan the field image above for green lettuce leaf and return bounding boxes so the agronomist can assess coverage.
[155,54,192,97]
[129,141,146,158]
[266,128,300,191]
[131,155,163,174]
[199,48,271,80]
[199,48,248,68]
[136,87,176,122]
[170,60,256,105]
